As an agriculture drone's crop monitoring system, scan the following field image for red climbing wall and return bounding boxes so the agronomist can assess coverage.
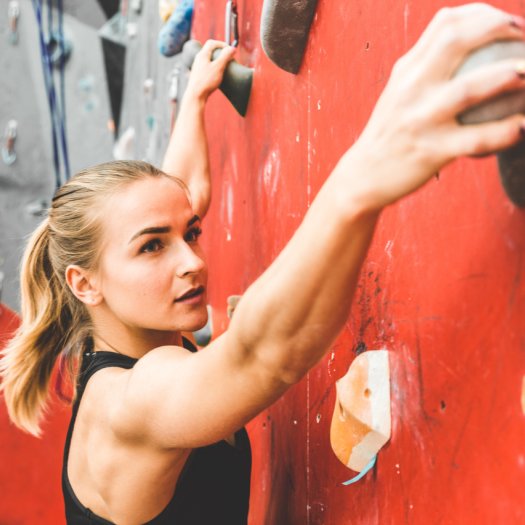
[193,0,525,523]
[2,1,524,524]
[0,304,69,523]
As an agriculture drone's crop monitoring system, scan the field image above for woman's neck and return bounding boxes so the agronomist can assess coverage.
[92,327,182,359]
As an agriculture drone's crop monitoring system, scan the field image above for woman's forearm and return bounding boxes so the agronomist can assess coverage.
[229,147,381,383]
[227,5,525,385]
[161,42,235,219]
[161,91,211,218]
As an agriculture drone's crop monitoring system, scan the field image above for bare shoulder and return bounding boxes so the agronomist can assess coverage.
[107,332,290,450]
[107,344,195,445]
[137,343,194,366]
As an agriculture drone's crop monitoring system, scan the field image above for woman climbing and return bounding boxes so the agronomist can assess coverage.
[2,4,525,524]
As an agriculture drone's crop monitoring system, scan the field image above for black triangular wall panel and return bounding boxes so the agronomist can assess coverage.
[96,0,120,20]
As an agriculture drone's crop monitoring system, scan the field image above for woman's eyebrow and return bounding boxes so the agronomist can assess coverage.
[129,226,171,243]
[129,215,200,243]
[187,215,200,227]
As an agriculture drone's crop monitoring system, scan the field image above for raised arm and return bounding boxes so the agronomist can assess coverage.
[161,40,235,218]
[117,4,525,449]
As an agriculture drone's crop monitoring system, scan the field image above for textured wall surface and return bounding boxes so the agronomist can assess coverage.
[0,0,113,311]
[191,0,525,524]
[0,304,70,523]
[1,0,524,524]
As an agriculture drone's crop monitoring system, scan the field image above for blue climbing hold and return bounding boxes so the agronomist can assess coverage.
[342,455,377,486]
[158,0,194,57]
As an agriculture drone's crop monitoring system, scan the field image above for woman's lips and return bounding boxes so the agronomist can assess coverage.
[175,286,205,304]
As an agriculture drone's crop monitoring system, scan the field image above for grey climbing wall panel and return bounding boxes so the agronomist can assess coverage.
[118,3,189,167]
[0,0,113,310]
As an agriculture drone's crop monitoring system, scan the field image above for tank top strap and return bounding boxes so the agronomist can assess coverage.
[78,352,136,395]
[75,336,195,401]
[62,337,200,523]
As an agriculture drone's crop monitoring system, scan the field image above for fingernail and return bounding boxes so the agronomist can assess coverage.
[516,60,525,79]
[510,15,525,30]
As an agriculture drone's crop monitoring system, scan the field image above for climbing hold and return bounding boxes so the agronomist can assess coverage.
[143,78,156,131]
[455,40,525,207]
[143,78,155,96]
[342,455,377,485]
[168,67,182,130]
[7,1,20,45]
[330,349,391,474]
[456,41,525,125]
[158,0,194,57]
[225,0,239,47]
[45,31,73,68]
[131,0,143,14]
[1,120,17,166]
[113,126,136,160]
[193,305,213,346]
[182,40,253,117]
[260,0,319,74]
[159,0,178,22]
[25,199,49,218]
[227,295,242,319]
[127,22,139,39]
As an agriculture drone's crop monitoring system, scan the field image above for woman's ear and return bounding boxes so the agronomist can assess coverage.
[65,265,103,306]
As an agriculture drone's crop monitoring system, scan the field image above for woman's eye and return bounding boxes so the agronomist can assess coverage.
[140,239,163,253]
[185,227,202,243]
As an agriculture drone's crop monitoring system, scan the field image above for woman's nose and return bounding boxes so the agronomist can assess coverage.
[175,242,206,277]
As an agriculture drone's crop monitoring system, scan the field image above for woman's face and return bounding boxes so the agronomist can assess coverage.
[94,175,208,335]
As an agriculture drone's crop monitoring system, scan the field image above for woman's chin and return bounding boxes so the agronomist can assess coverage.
[180,308,209,333]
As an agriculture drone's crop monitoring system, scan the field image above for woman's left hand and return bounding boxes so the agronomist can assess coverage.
[186,40,236,101]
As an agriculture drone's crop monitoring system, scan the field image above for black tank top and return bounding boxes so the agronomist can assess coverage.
[62,339,252,524]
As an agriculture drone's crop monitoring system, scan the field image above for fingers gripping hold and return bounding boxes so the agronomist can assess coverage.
[198,39,234,62]
[188,40,235,99]
[408,4,525,79]
[442,58,525,120]
[451,114,525,158]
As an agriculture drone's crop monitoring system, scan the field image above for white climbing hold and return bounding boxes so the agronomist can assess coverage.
[330,349,391,472]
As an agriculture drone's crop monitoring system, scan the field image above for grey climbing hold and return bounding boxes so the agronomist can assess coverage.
[260,0,319,74]
[455,40,525,207]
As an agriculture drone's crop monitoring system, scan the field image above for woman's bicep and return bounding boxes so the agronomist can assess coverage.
[111,333,289,449]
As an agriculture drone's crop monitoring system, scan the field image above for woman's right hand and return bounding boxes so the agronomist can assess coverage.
[347,3,525,209]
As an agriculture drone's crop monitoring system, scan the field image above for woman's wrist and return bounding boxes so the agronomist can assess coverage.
[181,86,208,109]
[328,145,389,220]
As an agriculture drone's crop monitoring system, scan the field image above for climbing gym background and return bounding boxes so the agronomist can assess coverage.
[1,0,524,524]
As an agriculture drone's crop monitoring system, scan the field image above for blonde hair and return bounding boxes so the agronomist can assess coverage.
[0,160,186,436]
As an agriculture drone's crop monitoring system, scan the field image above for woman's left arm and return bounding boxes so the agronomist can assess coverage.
[161,40,235,219]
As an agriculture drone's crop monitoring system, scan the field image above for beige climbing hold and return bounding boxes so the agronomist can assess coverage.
[159,0,178,22]
[330,350,391,472]
[227,295,242,319]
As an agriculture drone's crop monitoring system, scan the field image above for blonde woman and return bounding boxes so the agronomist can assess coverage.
[2,6,525,524]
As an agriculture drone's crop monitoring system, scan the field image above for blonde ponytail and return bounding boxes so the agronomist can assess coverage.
[0,160,170,436]
[0,219,76,436]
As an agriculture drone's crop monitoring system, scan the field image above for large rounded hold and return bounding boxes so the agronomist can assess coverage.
[456,40,525,125]
[455,40,525,207]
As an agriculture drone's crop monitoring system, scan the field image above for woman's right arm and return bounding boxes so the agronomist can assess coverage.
[113,4,525,449]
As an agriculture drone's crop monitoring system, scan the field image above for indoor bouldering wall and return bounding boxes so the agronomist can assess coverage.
[189,0,525,524]
[0,0,114,311]
[1,1,524,524]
